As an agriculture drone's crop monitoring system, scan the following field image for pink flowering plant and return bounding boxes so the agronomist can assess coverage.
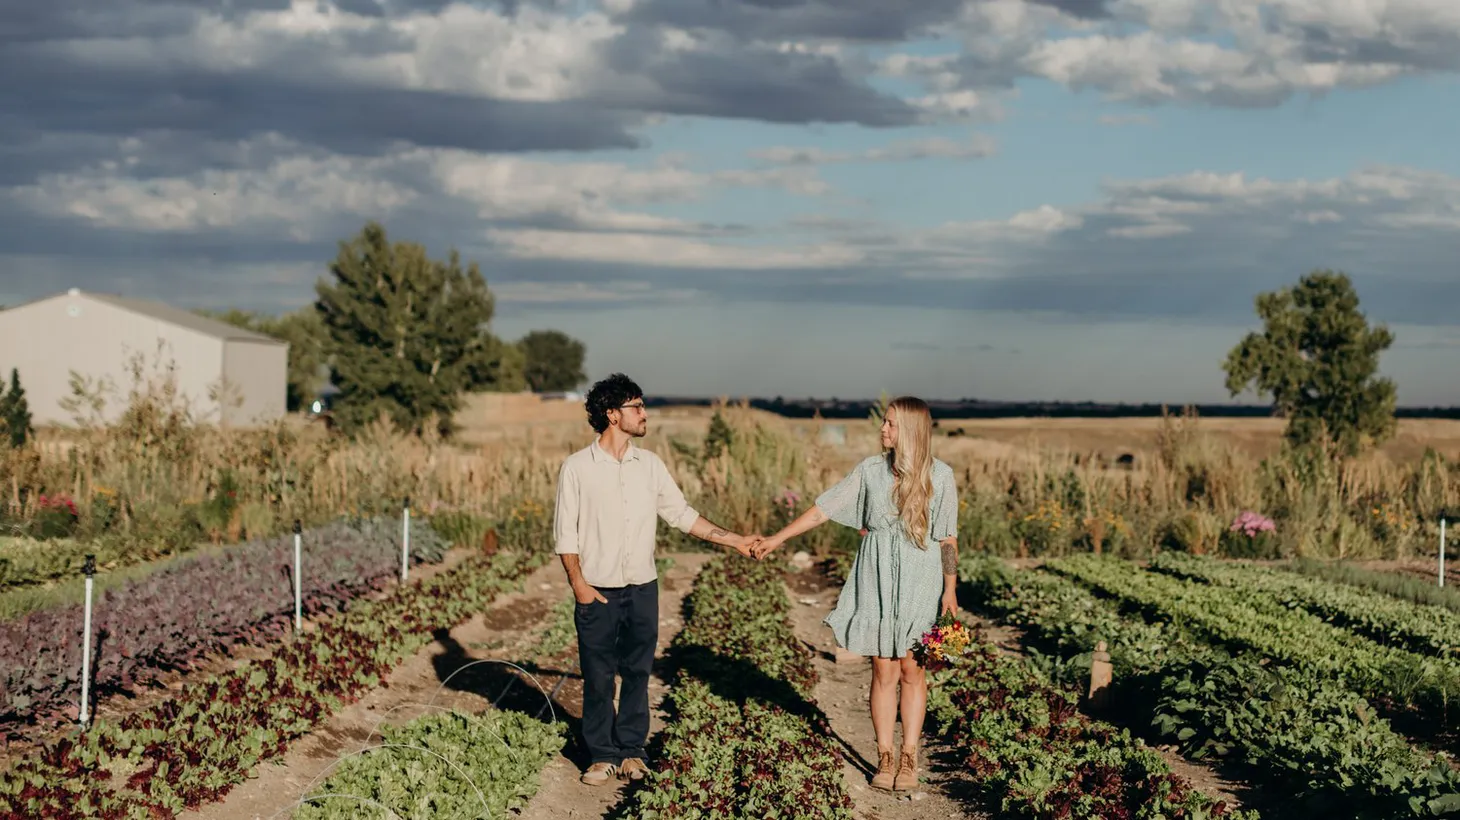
[769,488,802,530]
[1221,511,1278,558]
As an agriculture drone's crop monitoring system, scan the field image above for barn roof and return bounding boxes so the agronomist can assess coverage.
[12,289,288,345]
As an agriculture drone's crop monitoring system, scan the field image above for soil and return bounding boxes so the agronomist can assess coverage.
[781,566,987,820]
[513,552,712,820]
[181,552,722,820]
[788,561,1252,818]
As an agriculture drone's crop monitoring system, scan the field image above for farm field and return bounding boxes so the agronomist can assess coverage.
[1,387,1459,818]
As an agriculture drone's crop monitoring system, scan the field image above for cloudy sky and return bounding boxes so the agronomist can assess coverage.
[3,0,1459,405]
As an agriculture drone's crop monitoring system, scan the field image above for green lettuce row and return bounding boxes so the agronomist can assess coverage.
[293,709,565,819]
[1148,551,1460,658]
[1047,554,1460,715]
[961,555,1460,818]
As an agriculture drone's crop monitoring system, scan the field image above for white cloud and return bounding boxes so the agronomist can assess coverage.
[491,280,700,304]
[9,149,420,237]
[435,152,829,232]
[487,229,864,269]
[750,134,996,165]
[931,0,1460,107]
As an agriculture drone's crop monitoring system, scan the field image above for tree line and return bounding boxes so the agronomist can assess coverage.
[199,221,587,436]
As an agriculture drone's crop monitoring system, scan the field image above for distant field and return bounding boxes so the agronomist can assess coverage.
[455,392,1460,465]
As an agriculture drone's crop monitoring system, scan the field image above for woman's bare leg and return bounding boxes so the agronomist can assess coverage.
[897,654,927,754]
[870,657,900,752]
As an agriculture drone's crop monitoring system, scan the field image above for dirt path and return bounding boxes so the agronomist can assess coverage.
[515,551,711,820]
[783,568,987,820]
[185,553,718,820]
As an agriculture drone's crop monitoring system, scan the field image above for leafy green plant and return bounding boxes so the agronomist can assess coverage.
[295,709,564,819]
[960,554,1460,818]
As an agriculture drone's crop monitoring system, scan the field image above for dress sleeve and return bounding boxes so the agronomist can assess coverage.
[814,459,867,529]
[931,465,958,542]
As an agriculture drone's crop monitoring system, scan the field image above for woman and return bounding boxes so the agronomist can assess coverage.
[751,396,958,793]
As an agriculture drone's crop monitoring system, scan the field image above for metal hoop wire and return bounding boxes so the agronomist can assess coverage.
[426,658,558,724]
[265,793,406,820]
[361,702,507,753]
[293,743,490,820]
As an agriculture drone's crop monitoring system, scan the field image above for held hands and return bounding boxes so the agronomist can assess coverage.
[749,535,783,560]
[732,533,764,558]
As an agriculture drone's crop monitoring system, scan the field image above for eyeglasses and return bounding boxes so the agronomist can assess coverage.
[617,402,646,412]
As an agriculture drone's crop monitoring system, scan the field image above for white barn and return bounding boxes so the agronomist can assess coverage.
[0,288,289,427]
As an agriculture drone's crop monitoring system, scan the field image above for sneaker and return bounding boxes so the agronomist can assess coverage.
[580,762,618,785]
[619,757,651,781]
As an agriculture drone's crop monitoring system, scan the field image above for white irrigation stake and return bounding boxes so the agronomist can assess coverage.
[1441,517,1447,589]
[78,554,96,729]
[293,519,304,632]
[401,496,411,583]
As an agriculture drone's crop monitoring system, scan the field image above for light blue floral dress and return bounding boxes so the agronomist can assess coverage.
[821,454,958,659]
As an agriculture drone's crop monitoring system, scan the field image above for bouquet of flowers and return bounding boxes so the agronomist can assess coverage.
[912,611,974,672]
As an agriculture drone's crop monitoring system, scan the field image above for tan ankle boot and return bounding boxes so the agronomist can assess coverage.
[870,750,896,791]
[893,749,919,792]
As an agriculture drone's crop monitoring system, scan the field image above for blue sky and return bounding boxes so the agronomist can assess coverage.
[2,0,1458,405]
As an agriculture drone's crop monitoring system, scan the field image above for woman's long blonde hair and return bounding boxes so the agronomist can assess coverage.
[885,396,934,547]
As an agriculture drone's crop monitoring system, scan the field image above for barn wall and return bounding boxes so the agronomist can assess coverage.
[0,293,225,425]
[221,340,288,425]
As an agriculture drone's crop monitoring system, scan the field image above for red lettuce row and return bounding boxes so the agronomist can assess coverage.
[928,632,1257,820]
[624,557,853,820]
[0,546,546,819]
[0,517,445,737]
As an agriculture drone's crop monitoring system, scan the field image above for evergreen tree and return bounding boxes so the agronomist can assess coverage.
[1223,270,1397,456]
[0,368,33,448]
[315,222,497,436]
[520,329,587,392]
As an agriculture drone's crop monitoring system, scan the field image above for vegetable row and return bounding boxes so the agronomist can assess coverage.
[961,555,1460,818]
[0,543,546,819]
[294,708,565,819]
[0,517,445,737]
[1148,551,1460,657]
[623,556,853,819]
[1048,554,1460,716]
[926,595,1252,818]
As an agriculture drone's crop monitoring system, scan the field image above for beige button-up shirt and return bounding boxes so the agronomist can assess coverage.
[553,439,700,588]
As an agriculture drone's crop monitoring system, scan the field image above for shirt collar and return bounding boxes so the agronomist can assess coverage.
[591,438,641,463]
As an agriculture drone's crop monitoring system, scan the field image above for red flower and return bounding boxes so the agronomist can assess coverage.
[37,494,80,517]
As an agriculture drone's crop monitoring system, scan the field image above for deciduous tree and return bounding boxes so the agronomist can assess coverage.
[1223,270,1396,456]
[519,329,586,392]
[315,222,498,436]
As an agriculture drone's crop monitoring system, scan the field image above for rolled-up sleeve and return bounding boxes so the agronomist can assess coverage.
[553,460,581,555]
[653,456,699,533]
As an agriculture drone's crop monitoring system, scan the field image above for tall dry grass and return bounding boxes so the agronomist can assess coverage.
[2,361,1456,590]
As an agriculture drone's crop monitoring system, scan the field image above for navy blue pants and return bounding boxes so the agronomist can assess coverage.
[574,580,658,765]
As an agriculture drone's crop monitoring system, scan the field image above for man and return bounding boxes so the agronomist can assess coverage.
[553,373,760,786]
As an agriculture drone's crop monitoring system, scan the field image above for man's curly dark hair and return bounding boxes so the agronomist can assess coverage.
[585,373,643,433]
